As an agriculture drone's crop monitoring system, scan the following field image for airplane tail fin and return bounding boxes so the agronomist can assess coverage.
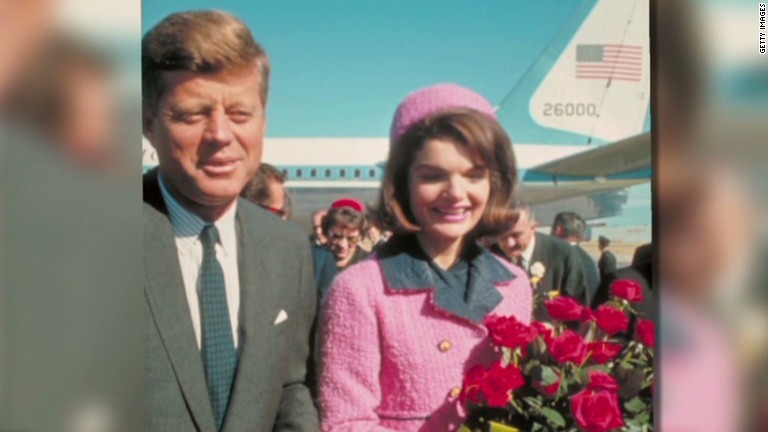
[497,0,650,145]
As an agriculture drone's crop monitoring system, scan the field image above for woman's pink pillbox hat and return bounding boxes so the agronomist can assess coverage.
[389,83,498,147]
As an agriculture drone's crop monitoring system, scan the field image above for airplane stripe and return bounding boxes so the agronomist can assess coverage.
[576,65,643,72]
[575,75,642,82]
[579,60,643,66]
[602,44,643,50]
[576,71,642,78]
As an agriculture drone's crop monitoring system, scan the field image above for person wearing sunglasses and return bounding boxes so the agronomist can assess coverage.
[322,206,369,273]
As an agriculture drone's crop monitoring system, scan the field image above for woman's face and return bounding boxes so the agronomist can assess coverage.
[408,138,491,248]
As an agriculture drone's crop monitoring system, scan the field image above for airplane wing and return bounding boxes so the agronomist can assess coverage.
[516,132,650,204]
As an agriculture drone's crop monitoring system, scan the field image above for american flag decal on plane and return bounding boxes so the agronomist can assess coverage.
[575,44,643,82]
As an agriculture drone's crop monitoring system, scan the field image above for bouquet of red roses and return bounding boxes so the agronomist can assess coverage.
[459,279,654,432]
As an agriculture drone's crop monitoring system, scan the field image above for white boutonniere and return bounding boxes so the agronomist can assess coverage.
[530,262,546,285]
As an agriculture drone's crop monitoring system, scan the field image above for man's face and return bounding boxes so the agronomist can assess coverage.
[144,64,266,219]
[498,210,537,258]
[551,224,565,239]
[326,225,361,267]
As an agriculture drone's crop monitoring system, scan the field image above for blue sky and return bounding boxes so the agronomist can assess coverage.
[143,0,588,138]
[142,0,651,228]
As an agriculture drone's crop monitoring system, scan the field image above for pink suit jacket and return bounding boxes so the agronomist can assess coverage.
[319,238,532,432]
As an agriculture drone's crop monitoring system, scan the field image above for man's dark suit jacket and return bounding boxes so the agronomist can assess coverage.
[144,169,319,432]
[574,245,600,306]
[598,249,618,282]
[493,232,586,320]
[306,242,337,400]
[311,243,337,303]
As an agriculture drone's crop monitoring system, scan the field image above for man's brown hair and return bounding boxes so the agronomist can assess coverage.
[240,163,286,206]
[375,109,518,240]
[142,10,271,113]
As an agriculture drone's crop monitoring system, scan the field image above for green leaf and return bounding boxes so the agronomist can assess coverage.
[624,397,647,413]
[524,359,541,375]
[539,407,566,427]
[573,367,588,385]
[584,364,610,374]
[625,411,652,430]
[633,412,651,424]
[523,396,543,408]
[523,396,544,409]
[541,366,559,385]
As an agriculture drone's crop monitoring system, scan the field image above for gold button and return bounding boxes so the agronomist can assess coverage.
[438,340,452,352]
[450,386,461,399]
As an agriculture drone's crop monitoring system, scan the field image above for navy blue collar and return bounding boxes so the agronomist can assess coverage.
[377,235,515,324]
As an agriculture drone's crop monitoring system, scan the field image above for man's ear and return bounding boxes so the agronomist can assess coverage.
[142,103,156,140]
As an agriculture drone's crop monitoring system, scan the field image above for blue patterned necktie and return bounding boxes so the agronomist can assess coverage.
[199,224,237,430]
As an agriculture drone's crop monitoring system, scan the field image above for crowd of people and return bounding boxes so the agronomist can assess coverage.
[142,10,654,432]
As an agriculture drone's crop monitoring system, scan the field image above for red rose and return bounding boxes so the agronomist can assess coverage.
[549,330,589,365]
[531,321,555,344]
[589,341,624,364]
[545,296,586,321]
[481,361,525,408]
[571,389,625,432]
[587,371,620,392]
[636,319,656,348]
[595,305,630,335]
[460,365,488,406]
[610,279,644,303]
[485,315,535,351]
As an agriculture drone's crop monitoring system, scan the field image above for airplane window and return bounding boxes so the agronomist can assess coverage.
[340,169,346,178]
[297,169,303,178]
[354,169,361,178]
[369,169,376,178]
[325,169,331,178]
[311,169,317,178]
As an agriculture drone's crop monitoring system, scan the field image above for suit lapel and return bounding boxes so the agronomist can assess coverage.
[222,204,278,431]
[144,202,217,432]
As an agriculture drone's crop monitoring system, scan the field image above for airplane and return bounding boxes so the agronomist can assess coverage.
[142,0,651,228]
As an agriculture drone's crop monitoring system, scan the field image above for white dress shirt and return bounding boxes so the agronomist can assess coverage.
[159,175,241,349]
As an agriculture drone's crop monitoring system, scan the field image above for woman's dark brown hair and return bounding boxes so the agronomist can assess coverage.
[374,108,517,241]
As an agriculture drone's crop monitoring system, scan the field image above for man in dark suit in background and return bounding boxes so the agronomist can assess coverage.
[492,202,587,319]
[597,235,618,284]
[552,211,600,306]
[142,11,318,431]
